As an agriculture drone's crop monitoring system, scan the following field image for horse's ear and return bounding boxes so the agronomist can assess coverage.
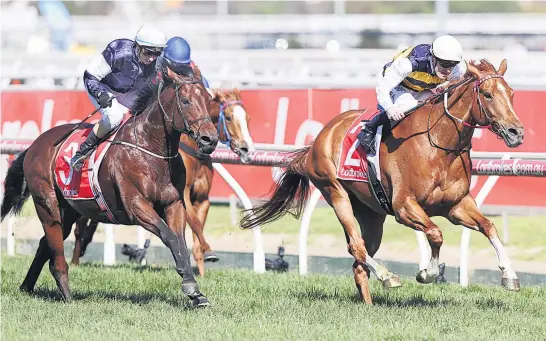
[498,59,508,76]
[193,65,202,79]
[233,87,240,96]
[215,89,226,102]
[466,60,481,79]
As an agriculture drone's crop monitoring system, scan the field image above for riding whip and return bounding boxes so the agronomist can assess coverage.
[53,96,116,147]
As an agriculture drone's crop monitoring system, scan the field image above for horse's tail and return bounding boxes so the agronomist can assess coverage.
[240,146,311,230]
[1,149,30,221]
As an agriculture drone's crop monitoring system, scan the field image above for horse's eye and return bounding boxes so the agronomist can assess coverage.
[483,91,492,100]
[225,115,232,122]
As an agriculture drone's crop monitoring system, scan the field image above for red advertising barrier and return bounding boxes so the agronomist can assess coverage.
[2,89,545,207]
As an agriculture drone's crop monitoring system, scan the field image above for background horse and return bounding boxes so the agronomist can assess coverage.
[1,66,219,307]
[180,88,255,276]
[240,59,525,305]
[70,88,255,279]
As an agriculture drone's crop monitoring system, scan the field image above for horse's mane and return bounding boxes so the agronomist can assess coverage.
[212,88,241,101]
[463,58,496,80]
[133,75,162,115]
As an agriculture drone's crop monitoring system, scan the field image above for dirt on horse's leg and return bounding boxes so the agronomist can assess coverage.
[350,194,402,289]
[394,198,443,284]
[320,185,373,304]
[132,196,208,307]
[448,195,519,291]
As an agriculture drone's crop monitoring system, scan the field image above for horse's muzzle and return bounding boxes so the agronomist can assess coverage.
[500,126,524,148]
[197,135,218,154]
[234,142,251,164]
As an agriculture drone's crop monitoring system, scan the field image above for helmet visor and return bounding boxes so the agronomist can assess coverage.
[436,58,459,69]
[140,46,163,57]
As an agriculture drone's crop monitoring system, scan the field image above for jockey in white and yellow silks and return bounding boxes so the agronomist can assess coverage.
[357,35,467,155]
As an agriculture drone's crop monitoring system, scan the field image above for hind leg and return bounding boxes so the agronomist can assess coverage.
[349,193,402,289]
[20,236,50,293]
[394,197,443,284]
[315,181,374,304]
[448,195,519,291]
[22,192,79,301]
[71,217,98,265]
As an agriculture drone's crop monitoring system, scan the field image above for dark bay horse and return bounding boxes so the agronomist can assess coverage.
[70,88,255,278]
[240,59,525,304]
[1,66,219,307]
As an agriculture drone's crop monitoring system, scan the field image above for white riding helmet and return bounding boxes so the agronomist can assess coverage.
[135,24,167,48]
[431,35,463,62]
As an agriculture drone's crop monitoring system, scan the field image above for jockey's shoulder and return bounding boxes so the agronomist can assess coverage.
[105,38,135,52]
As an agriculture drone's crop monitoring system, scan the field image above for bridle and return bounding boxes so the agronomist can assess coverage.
[217,100,244,146]
[426,73,505,153]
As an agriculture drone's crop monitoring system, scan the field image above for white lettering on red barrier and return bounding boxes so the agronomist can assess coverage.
[473,159,546,176]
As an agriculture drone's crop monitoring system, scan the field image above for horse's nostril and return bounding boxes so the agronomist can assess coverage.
[200,136,213,145]
[239,146,249,154]
[508,128,519,137]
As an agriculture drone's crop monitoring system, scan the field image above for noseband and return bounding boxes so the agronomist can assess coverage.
[157,78,212,141]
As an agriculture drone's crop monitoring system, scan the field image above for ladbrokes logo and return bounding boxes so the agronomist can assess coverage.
[475,160,546,176]
[340,168,367,179]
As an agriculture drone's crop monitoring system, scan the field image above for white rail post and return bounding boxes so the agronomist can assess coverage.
[6,217,16,256]
[212,163,265,273]
[103,223,116,265]
[502,212,509,244]
[298,187,322,275]
[459,153,510,287]
[137,227,146,249]
[229,194,238,227]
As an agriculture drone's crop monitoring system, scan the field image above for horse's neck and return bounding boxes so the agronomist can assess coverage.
[129,89,182,156]
[428,83,475,152]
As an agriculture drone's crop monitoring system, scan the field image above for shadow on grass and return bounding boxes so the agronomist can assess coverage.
[26,287,201,309]
[290,285,508,309]
[75,261,205,277]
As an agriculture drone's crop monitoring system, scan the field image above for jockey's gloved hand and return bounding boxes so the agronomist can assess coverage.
[386,106,406,121]
[97,92,113,108]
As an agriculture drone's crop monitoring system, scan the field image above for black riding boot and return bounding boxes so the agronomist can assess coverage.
[356,111,391,155]
[70,130,101,171]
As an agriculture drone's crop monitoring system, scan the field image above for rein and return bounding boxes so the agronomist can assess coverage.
[117,75,211,159]
[425,73,504,153]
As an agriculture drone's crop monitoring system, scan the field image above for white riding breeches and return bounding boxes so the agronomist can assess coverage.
[98,98,128,134]
[388,85,434,112]
[86,91,129,137]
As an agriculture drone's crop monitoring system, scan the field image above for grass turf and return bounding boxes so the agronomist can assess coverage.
[2,254,545,341]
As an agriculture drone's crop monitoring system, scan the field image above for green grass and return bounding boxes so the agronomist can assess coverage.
[2,254,546,341]
[17,200,546,261]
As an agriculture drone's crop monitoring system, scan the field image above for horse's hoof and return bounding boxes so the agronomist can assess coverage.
[181,282,201,297]
[416,269,436,284]
[204,251,219,263]
[382,275,402,289]
[501,277,520,292]
[19,284,33,293]
[192,295,211,308]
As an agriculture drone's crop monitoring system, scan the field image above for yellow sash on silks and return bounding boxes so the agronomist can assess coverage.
[384,47,443,92]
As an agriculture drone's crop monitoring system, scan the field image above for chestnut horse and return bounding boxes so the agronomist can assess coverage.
[1,67,219,307]
[240,59,525,305]
[70,89,255,278]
